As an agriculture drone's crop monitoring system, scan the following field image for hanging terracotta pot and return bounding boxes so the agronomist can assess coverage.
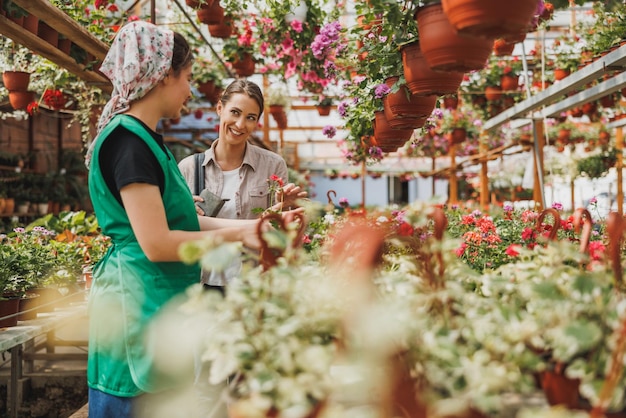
[383,77,436,130]
[416,3,494,73]
[269,105,288,130]
[8,90,35,111]
[442,94,459,109]
[197,80,216,98]
[581,101,598,116]
[400,41,464,96]
[449,127,467,144]
[316,105,331,116]
[441,0,538,40]
[208,16,232,38]
[554,68,570,81]
[231,53,255,77]
[493,38,516,56]
[372,111,414,153]
[2,71,31,91]
[500,74,519,91]
[484,85,502,101]
[196,1,223,25]
[557,128,571,145]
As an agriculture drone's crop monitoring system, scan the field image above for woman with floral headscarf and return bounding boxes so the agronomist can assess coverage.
[86,21,300,417]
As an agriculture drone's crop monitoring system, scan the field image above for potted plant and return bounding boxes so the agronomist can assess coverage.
[551,35,582,80]
[576,148,617,179]
[247,0,343,94]
[0,36,36,108]
[192,57,226,104]
[315,95,333,116]
[439,105,481,146]
[178,214,338,417]
[221,17,260,78]
[266,81,292,130]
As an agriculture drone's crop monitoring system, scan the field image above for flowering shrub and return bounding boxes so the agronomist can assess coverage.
[446,205,606,272]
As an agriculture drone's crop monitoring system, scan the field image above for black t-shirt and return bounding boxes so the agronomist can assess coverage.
[98,117,168,206]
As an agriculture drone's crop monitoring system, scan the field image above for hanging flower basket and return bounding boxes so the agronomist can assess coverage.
[196,1,223,25]
[316,105,331,116]
[441,0,538,40]
[484,85,503,102]
[197,80,216,98]
[372,111,414,153]
[269,105,288,129]
[383,77,436,130]
[208,17,233,38]
[449,127,467,144]
[400,41,464,96]
[231,53,255,77]
[493,38,516,56]
[416,3,494,73]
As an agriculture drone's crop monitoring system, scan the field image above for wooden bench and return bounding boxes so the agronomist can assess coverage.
[0,301,88,418]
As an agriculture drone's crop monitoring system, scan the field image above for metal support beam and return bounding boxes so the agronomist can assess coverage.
[483,43,626,130]
[541,71,626,117]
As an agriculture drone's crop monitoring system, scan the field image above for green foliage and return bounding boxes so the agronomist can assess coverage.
[577,148,617,178]
[577,1,626,56]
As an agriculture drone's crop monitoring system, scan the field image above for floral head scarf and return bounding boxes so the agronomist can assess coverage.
[85,20,174,168]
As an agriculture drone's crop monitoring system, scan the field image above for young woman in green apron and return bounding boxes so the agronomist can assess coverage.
[85,21,299,418]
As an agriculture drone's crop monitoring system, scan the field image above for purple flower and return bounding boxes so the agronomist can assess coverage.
[551,202,563,211]
[589,196,597,205]
[339,197,349,208]
[369,146,383,160]
[337,101,348,117]
[322,125,337,138]
[503,204,513,212]
[374,83,390,99]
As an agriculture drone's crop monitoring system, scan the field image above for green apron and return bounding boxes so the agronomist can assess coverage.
[87,115,201,396]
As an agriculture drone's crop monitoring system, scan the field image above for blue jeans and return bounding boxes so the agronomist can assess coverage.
[88,387,133,418]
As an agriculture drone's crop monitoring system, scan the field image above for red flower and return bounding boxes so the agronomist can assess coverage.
[26,102,39,115]
[588,241,606,261]
[269,174,284,187]
[94,0,108,9]
[43,89,67,110]
[505,245,521,257]
[521,227,536,241]
[397,222,414,237]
